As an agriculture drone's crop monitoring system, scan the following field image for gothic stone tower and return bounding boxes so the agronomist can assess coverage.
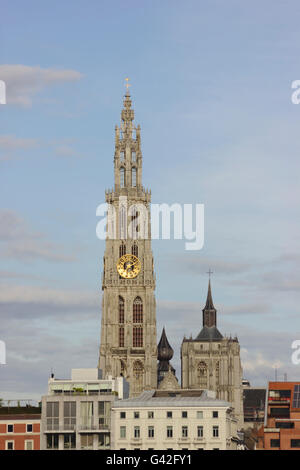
[181,280,244,428]
[98,89,157,397]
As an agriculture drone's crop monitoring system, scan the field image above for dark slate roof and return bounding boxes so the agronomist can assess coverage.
[195,325,223,341]
[157,327,174,362]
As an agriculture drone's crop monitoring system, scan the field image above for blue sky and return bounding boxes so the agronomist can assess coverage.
[1,0,300,399]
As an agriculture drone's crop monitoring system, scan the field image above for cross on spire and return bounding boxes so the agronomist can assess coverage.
[206,269,213,279]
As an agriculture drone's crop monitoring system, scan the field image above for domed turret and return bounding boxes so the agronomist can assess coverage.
[158,327,174,362]
[157,327,176,386]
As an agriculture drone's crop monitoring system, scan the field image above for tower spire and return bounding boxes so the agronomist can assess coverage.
[114,80,143,192]
[202,278,217,327]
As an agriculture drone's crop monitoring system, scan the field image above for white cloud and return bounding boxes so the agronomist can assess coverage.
[0,64,83,106]
[0,284,98,310]
[0,209,76,263]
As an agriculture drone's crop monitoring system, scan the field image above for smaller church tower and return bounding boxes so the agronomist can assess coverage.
[157,328,176,386]
[181,279,244,428]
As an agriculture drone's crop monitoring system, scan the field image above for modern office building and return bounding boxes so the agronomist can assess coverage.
[40,368,128,450]
[257,381,300,450]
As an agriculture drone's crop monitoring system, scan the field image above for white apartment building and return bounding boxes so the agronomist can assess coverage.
[111,389,239,450]
[41,368,129,450]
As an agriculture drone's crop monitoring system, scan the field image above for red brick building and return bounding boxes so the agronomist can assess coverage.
[0,406,41,450]
[257,381,300,450]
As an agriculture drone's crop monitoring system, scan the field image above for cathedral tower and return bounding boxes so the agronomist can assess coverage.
[98,88,157,397]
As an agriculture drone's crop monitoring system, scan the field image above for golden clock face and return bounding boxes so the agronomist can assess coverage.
[117,254,141,279]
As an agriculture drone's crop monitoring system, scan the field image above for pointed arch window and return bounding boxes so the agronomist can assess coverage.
[133,297,143,324]
[131,167,137,187]
[132,244,138,257]
[129,206,139,240]
[120,167,125,188]
[197,361,208,387]
[119,243,126,257]
[119,296,125,324]
[119,204,127,239]
[215,361,220,387]
[133,327,143,347]
[119,327,124,347]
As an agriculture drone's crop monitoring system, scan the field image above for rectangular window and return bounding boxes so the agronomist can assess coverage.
[291,439,300,448]
[120,412,126,419]
[7,424,13,433]
[26,424,33,433]
[213,426,219,437]
[81,434,93,449]
[99,401,111,428]
[132,151,136,162]
[120,426,126,439]
[148,426,154,438]
[134,411,140,419]
[213,411,218,418]
[167,426,173,438]
[5,441,14,450]
[292,384,300,408]
[64,401,76,430]
[270,439,280,448]
[80,402,93,430]
[120,151,125,162]
[182,426,188,438]
[167,411,172,419]
[148,411,154,419]
[133,327,143,347]
[46,402,59,431]
[269,407,290,418]
[25,440,33,450]
[46,434,59,449]
[64,433,76,449]
[99,433,110,448]
[269,389,291,400]
[275,421,294,429]
[134,426,140,438]
[197,426,204,438]
[182,411,188,418]
[197,411,203,419]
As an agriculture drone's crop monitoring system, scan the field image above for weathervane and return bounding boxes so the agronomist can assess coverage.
[125,77,131,92]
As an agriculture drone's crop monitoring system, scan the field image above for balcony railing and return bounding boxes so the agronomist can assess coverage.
[45,424,76,432]
[79,424,110,431]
